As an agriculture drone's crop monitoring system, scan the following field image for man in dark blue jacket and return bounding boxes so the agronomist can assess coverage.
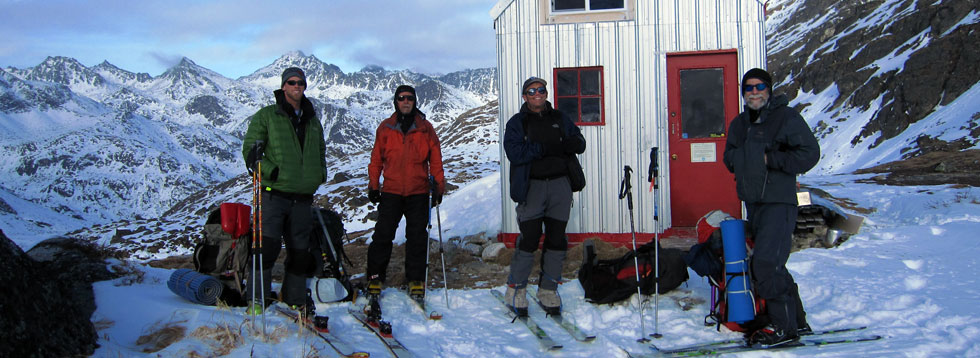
[723,68,820,346]
[502,77,586,316]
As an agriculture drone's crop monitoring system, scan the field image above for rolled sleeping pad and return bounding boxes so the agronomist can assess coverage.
[167,268,224,306]
[720,219,754,324]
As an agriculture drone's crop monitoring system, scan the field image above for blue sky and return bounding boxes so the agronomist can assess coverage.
[0,0,499,78]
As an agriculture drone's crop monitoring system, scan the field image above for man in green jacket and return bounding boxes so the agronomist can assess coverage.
[242,67,326,315]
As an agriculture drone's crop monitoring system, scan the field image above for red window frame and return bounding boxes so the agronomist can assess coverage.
[552,66,605,126]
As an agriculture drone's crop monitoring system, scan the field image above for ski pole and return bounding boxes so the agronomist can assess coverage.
[249,140,267,336]
[435,193,450,309]
[250,162,258,329]
[422,177,433,308]
[620,166,648,342]
[256,155,267,334]
[649,147,662,339]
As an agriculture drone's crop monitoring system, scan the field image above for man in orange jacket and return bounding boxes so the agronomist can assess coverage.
[366,84,445,300]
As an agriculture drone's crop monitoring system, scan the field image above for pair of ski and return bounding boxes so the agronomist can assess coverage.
[346,288,444,358]
[274,304,370,358]
[643,326,882,357]
[491,287,597,352]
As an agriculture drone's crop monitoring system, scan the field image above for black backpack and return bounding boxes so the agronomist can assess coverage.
[192,203,252,306]
[578,239,689,304]
[310,207,353,301]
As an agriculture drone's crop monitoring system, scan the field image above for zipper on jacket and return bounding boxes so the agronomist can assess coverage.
[761,168,769,199]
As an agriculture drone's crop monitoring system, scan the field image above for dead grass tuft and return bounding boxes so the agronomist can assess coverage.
[135,321,186,353]
[190,322,246,356]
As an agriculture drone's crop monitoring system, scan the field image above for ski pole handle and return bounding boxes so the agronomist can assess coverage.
[619,166,633,210]
[648,147,659,189]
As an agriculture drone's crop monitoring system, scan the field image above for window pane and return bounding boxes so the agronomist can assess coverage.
[581,98,602,123]
[557,97,579,120]
[581,70,601,95]
[679,68,726,139]
[556,70,579,96]
[554,0,585,11]
[590,0,624,10]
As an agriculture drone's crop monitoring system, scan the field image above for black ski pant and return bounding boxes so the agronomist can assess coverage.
[508,178,572,291]
[747,202,807,333]
[367,192,429,283]
[246,190,316,306]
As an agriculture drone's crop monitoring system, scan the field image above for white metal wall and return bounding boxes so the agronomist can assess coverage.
[494,0,767,235]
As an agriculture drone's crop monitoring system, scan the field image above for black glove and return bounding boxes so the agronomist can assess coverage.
[246,141,265,174]
[562,136,582,154]
[431,192,442,207]
[368,189,381,204]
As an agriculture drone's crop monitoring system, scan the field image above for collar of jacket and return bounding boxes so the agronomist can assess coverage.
[273,89,316,121]
[519,100,555,117]
[742,94,789,123]
[383,110,426,132]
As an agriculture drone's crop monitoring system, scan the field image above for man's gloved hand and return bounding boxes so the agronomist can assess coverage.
[246,141,265,175]
[431,192,442,207]
[368,189,381,204]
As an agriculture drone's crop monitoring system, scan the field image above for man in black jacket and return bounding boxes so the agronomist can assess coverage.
[723,68,820,346]
[502,77,586,316]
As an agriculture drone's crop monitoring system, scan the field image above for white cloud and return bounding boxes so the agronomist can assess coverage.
[0,0,498,77]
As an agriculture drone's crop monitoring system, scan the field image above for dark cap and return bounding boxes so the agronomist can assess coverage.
[741,68,773,91]
[393,84,418,113]
[281,67,306,88]
[521,76,547,94]
[394,84,416,97]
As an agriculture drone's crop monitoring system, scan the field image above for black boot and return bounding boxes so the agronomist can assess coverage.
[748,324,800,346]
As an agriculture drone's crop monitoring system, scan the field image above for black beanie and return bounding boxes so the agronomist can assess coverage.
[741,68,773,92]
[281,67,306,88]
[393,84,418,112]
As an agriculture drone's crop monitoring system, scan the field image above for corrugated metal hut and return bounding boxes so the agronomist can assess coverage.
[491,0,768,246]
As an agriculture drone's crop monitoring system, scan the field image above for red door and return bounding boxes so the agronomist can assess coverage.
[666,51,742,227]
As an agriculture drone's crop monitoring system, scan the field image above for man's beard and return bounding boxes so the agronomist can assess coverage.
[745,94,767,110]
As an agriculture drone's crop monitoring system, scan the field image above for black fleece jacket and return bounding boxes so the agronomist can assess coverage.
[723,94,820,205]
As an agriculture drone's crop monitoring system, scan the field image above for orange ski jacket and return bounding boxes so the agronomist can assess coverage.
[368,111,445,196]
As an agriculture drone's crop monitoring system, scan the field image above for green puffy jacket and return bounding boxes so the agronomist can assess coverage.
[242,90,326,195]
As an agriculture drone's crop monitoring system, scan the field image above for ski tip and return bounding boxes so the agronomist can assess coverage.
[428,311,443,320]
[348,353,371,358]
[583,335,597,342]
[548,344,564,351]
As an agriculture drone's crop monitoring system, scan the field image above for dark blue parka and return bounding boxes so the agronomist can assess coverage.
[723,94,820,205]
[504,102,586,203]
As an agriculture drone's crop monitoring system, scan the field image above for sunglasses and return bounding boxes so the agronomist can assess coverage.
[285,80,307,87]
[525,87,548,96]
[397,95,416,102]
[742,83,768,92]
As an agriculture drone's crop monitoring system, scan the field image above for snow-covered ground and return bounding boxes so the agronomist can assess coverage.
[90,173,980,357]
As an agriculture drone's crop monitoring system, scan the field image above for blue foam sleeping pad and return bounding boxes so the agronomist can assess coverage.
[167,268,224,305]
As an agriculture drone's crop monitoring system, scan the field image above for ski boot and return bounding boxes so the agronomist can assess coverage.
[503,284,528,317]
[408,281,425,301]
[536,287,562,316]
[747,325,800,347]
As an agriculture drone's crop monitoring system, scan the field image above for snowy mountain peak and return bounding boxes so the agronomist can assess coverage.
[26,56,106,89]
[156,57,232,101]
[93,61,152,84]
